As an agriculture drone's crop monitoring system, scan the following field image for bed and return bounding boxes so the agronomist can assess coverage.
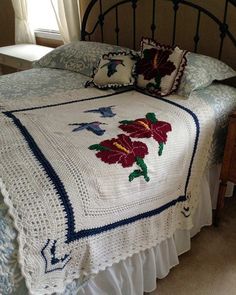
[0,1,236,294]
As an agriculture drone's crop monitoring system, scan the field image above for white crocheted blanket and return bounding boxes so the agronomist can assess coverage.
[0,88,215,294]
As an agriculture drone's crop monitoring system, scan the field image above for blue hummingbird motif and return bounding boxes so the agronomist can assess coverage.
[84,106,116,118]
[101,59,125,77]
[69,121,107,136]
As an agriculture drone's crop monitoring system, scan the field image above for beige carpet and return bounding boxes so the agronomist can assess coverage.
[150,196,236,295]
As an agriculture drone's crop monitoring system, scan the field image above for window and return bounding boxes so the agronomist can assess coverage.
[27,0,61,38]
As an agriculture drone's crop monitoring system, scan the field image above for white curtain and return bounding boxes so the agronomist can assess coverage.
[11,0,36,44]
[51,0,81,44]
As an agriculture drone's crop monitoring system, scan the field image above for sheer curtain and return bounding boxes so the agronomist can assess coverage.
[51,0,81,44]
[11,0,36,44]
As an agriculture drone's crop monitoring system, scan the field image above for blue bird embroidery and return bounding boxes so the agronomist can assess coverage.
[101,59,125,77]
[69,122,107,136]
[84,106,116,118]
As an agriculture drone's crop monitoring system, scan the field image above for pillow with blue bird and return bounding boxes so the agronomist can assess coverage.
[90,51,136,89]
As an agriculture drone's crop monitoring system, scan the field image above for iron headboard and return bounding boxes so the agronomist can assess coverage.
[81,0,236,60]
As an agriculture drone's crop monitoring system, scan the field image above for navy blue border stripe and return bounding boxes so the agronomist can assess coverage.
[68,195,186,239]
[3,111,77,240]
[8,88,132,114]
[3,90,199,243]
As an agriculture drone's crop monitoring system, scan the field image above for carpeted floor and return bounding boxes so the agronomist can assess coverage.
[150,195,236,295]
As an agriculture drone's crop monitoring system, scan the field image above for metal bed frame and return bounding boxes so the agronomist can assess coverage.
[81,0,236,60]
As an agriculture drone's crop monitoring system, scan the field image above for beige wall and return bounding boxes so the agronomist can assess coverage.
[0,0,234,68]
[80,0,236,68]
[0,0,15,47]
[0,0,15,74]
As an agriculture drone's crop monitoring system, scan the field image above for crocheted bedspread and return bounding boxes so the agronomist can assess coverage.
[0,88,215,294]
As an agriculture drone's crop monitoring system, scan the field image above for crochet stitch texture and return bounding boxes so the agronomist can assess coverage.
[0,88,215,294]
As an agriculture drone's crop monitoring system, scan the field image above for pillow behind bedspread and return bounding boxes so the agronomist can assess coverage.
[34,40,235,97]
[33,41,136,77]
[177,52,236,97]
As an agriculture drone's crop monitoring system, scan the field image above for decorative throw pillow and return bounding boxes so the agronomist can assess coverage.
[88,51,136,89]
[136,38,187,96]
[177,52,236,97]
[33,41,137,77]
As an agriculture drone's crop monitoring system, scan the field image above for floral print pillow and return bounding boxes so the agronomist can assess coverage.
[177,52,236,97]
[33,41,135,77]
[88,51,136,89]
[136,38,187,96]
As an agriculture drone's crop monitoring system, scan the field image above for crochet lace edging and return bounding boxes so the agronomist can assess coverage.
[0,177,33,294]
[0,175,194,294]
[0,174,206,294]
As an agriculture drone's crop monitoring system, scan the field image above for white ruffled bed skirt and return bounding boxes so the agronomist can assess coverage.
[76,165,234,295]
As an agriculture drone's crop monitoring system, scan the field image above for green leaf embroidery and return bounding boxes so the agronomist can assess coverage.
[146,82,157,89]
[154,73,162,89]
[129,169,143,182]
[119,120,134,124]
[136,157,150,182]
[146,73,162,91]
[89,144,110,151]
[146,112,158,124]
[128,157,150,182]
[158,142,164,156]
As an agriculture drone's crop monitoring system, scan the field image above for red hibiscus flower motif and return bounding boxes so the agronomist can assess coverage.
[89,134,150,182]
[136,48,176,81]
[119,113,172,156]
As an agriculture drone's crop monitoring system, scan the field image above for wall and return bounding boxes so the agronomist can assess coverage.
[0,0,235,68]
[80,0,236,68]
[0,0,15,46]
[0,0,15,74]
